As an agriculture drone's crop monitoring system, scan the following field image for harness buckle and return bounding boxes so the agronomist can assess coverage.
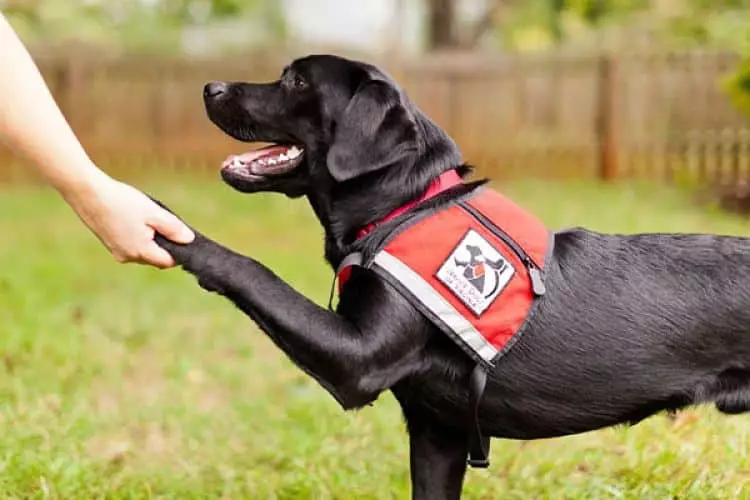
[467,457,490,469]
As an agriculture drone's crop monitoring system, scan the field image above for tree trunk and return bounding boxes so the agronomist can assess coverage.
[427,0,456,50]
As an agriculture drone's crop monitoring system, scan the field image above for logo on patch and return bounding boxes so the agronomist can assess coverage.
[436,229,515,315]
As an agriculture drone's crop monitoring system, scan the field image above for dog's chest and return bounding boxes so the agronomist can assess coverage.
[338,187,552,369]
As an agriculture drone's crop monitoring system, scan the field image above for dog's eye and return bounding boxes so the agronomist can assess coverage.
[291,75,308,89]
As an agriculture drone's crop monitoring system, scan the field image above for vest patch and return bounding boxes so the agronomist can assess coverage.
[436,229,515,316]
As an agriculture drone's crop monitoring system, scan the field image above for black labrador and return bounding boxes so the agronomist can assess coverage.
[154,54,750,499]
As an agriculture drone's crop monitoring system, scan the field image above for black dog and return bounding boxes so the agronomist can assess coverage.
[155,54,750,499]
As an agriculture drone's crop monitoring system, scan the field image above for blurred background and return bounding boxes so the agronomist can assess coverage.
[2,1,750,498]
[2,0,750,191]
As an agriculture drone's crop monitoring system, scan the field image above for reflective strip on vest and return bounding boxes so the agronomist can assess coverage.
[372,250,499,363]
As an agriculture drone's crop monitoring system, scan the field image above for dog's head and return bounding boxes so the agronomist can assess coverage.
[203,55,462,198]
[203,55,466,249]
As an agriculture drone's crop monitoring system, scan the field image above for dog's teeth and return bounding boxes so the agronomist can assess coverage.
[279,154,288,161]
[288,146,301,159]
[269,159,278,165]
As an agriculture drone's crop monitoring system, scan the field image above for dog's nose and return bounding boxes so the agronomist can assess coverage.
[204,81,229,99]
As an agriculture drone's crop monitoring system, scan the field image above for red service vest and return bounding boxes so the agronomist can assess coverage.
[336,186,552,368]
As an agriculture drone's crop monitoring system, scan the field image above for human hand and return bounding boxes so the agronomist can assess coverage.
[64,174,195,268]
[1,13,192,266]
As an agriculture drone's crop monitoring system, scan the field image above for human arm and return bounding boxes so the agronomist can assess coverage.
[0,13,193,267]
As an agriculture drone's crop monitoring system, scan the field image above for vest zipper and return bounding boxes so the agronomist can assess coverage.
[458,201,546,297]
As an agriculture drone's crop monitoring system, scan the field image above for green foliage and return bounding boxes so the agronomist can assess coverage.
[2,0,286,54]
[661,0,750,50]
[660,0,750,117]
[496,0,648,50]
[488,0,750,116]
[564,0,647,26]
[723,59,750,117]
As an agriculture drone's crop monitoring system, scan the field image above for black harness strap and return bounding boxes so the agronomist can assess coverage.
[467,364,490,468]
[329,252,364,311]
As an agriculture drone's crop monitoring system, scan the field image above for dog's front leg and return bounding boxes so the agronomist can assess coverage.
[407,417,469,500]
[155,232,425,410]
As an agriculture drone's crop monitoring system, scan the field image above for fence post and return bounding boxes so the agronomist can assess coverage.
[56,56,73,125]
[150,58,168,164]
[446,71,459,142]
[596,53,618,181]
[55,52,89,143]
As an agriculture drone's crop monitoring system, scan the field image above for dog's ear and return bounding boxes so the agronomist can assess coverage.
[326,79,419,182]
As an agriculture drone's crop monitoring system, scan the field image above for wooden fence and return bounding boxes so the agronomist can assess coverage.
[2,49,749,186]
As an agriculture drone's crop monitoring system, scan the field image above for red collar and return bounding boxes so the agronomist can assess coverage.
[356,169,463,239]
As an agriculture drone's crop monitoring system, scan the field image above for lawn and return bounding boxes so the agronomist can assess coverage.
[1,172,749,499]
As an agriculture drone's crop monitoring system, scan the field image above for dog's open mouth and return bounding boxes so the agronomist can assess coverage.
[221,144,305,179]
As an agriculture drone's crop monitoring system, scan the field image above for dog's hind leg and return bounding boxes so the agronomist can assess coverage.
[407,418,468,500]
[706,368,750,414]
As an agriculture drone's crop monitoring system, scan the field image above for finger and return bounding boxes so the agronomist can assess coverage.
[148,208,195,244]
[138,242,177,269]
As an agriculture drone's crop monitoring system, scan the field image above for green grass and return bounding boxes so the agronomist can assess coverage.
[1,173,750,499]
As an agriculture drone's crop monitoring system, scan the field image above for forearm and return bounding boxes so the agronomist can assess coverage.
[0,14,108,197]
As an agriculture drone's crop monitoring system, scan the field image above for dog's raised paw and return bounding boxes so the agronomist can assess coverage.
[154,233,195,265]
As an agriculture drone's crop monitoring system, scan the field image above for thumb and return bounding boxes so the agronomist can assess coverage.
[149,209,195,244]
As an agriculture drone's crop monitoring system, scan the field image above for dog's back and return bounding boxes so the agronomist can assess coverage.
[466,228,750,439]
